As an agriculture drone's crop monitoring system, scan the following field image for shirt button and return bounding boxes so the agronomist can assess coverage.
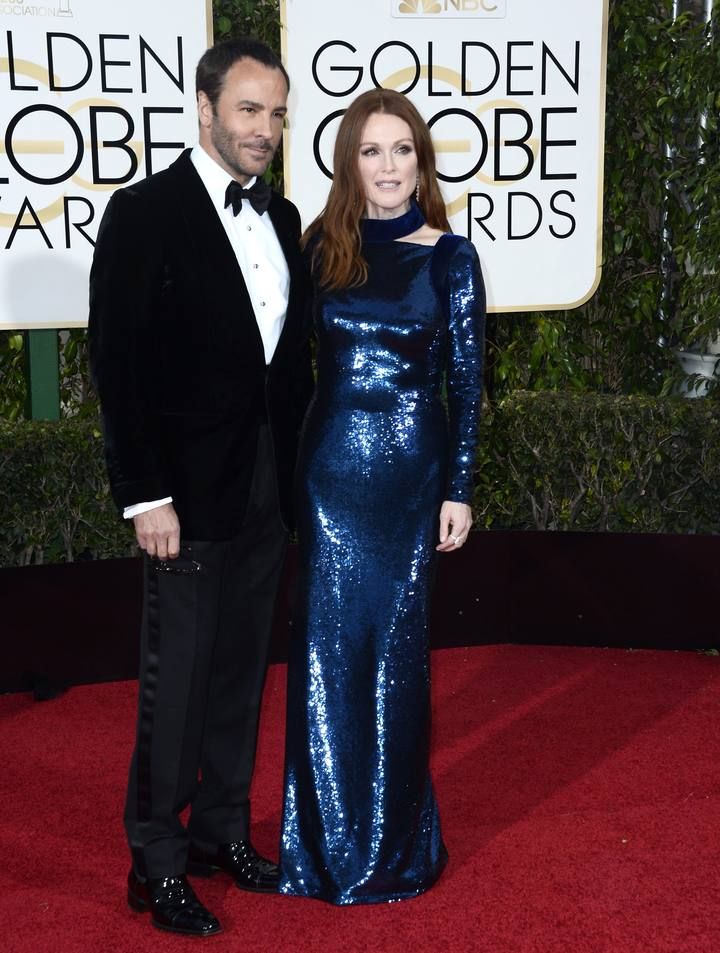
[253,263,259,269]
[260,301,266,307]
[247,225,252,231]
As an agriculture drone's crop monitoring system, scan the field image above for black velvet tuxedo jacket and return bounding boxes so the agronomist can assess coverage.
[88,149,313,539]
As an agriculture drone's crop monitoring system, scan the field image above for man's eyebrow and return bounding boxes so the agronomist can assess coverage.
[236,99,287,113]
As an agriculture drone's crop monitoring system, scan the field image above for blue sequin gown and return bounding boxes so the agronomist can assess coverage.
[280,211,486,905]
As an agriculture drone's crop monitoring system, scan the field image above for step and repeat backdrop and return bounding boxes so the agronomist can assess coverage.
[282,0,609,311]
[0,0,608,327]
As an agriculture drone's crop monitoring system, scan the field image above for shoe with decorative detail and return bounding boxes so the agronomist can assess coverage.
[188,840,280,893]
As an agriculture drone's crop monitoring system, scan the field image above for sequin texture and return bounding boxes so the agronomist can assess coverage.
[280,233,486,904]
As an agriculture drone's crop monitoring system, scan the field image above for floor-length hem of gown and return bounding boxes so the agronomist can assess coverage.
[279,851,449,906]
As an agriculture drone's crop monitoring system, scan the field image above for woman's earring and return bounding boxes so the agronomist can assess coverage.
[415,176,420,203]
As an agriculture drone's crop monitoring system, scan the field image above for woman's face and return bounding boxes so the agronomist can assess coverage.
[357,112,418,220]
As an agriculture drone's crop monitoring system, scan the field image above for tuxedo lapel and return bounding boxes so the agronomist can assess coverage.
[267,198,300,273]
[159,152,304,366]
[164,151,265,359]
[267,196,303,360]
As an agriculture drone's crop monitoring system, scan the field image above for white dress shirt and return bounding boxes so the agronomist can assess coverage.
[123,144,290,520]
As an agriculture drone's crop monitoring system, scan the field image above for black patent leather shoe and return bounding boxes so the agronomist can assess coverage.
[187,840,280,893]
[127,870,222,936]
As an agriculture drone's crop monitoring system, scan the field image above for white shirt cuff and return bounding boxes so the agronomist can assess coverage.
[123,497,173,519]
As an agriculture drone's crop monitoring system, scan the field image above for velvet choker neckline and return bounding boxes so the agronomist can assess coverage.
[361,201,425,243]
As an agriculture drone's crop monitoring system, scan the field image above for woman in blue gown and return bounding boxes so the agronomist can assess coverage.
[280,89,486,905]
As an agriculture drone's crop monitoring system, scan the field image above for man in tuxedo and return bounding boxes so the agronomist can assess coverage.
[89,38,312,937]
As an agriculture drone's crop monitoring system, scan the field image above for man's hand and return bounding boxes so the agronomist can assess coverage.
[133,503,181,559]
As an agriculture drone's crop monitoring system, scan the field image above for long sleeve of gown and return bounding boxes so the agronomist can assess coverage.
[443,239,486,503]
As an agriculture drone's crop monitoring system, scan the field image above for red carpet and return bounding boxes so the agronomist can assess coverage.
[2,644,719,953]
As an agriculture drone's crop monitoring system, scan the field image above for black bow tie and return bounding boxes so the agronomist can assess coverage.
[224,178,271,217]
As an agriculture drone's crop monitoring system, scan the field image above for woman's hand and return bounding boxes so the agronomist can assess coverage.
[436,501,472,553]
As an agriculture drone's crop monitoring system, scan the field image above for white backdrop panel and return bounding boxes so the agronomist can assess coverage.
[0,0,211,329]
[282,0,609,312]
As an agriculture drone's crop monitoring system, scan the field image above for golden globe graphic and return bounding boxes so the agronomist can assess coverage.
[0,0,210,330]
[283,0,608,313]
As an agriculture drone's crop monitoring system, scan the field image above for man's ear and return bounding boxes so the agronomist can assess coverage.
[197,91,213,129]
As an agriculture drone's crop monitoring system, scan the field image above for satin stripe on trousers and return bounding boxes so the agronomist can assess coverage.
[124,425,287,879]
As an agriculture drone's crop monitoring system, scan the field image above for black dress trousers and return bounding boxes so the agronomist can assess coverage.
[124,424,287,878]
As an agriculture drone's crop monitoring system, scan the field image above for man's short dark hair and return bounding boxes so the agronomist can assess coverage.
[196,38,290,109]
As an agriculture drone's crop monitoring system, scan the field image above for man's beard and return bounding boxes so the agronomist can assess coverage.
[211,115,275,180]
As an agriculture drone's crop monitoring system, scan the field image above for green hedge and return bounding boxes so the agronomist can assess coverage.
[1,393,718,566]
[475,393,720,534]
[0,420,134,566]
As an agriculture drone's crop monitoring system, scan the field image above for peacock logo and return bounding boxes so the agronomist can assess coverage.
[392,1,505,18]
[398,0,442,13]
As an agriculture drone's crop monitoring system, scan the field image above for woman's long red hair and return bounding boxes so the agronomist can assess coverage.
[303,88,450,290]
